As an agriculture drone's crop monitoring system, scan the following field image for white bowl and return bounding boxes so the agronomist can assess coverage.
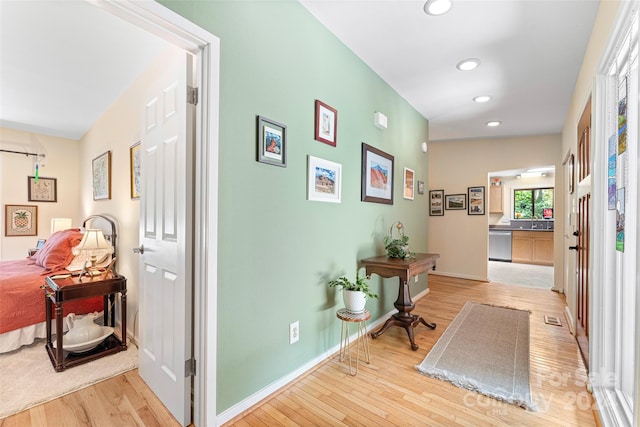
[53,326,114,353]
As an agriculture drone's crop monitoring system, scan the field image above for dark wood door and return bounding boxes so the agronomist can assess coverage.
[574,102,591,370]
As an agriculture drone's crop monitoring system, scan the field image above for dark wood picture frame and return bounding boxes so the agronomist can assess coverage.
[27,176,57,202]
[257,115,287,167]
[314,100,337,147]
[429,189,444,216]
[467,186,486,215]
[361,143,394,204]
[5,204,38,236]
[92,150,112,200]
[445,194,467,210]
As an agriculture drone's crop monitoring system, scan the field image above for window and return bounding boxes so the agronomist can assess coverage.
[513,188,554,219]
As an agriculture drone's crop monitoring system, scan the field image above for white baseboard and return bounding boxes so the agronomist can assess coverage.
[216,289,431,425]
[428,270,487,282]
[564,306,575,335]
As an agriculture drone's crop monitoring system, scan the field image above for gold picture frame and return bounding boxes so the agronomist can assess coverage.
[130,142,141,199]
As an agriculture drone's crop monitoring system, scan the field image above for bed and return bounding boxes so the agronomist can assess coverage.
[0,215,117,353]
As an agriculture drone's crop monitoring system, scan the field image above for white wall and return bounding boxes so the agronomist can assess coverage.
[0,128,81,260]
[427,134,562,282]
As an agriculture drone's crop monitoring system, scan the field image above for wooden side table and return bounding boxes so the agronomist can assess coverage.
[359,253,440,351]
[337,308,371,376]
[44,272,127,372]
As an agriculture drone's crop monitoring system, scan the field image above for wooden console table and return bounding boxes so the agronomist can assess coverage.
[359,253,440,351]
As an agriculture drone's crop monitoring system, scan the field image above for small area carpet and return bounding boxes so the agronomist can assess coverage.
[0,338,137,419]
[416,301,537,411]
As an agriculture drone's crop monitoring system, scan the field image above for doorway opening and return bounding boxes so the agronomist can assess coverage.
[488,167,555,289]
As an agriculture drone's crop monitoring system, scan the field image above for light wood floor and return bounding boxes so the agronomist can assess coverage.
[1,275,596,426]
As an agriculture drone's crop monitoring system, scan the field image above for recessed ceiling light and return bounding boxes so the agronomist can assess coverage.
[486,121,502,127]
[423,0,452,16]
[456,58,480,71]
[473,95,491,103]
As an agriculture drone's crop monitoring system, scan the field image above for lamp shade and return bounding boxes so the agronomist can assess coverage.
[51,218,72,234]
[72,229,114,255]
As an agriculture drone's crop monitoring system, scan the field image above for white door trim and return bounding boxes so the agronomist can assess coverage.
[86,1,219,425]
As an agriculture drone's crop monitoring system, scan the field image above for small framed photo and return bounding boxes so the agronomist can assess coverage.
[257,115,287,167]
[130,141,141,199]
[445,194,466,210]
[314,100,337,147]
[92,150,112,200]
[361,143,394,204]
[417,180,425,195]
[5,205,37,236]
[468,186,486,215]
[403,167,415,200]
[429,190,444,216]
[27,176,57,202]
[307,156,342,203]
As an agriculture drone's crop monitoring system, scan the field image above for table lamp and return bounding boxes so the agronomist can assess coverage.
[72,229,114,271]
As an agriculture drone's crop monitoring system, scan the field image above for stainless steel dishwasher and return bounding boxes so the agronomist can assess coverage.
[489,229,512,261]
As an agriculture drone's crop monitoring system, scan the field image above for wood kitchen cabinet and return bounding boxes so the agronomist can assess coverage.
[511,231,554,265]
[489,186,504,214]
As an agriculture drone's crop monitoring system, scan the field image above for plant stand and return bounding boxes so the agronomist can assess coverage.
[336,308,371,376]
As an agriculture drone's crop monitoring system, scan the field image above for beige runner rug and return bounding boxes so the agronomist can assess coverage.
[0,339,137,419]
[416,301,537,411]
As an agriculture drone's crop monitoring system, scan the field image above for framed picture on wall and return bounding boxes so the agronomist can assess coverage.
[314,100,337,147]
[417,180,425,195]
[467,186,485,215]
[445,193,466,210]
[403,168,415,200]
[429,189,444,216]
[130,141,141,199]
[257,115,287,167]
[92,150,112,200]
[307,155,342,203]
[27,176,57,202]
[5,205,37,237]
[361,143,394,204]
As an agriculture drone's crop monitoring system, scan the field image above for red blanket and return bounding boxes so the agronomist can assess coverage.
[0,259,103,334]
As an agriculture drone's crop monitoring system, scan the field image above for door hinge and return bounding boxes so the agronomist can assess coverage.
[187,86,198,106]
[185,358,196,377]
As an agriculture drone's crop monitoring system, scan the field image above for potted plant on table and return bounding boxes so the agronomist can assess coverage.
[384,221,415,259]
[328,269,378,314]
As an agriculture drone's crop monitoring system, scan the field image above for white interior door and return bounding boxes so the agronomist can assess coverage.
[138,45,192,426]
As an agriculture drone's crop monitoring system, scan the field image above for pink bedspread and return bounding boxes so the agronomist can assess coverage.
[0,259,103,334]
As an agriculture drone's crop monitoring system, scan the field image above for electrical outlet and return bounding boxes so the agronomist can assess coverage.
[414,275,419,283]
[289,321,299,344]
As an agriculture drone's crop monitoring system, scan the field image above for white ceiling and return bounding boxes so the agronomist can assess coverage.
[0,0,167,141]
[300,0,600,141]
[0,0,599,144]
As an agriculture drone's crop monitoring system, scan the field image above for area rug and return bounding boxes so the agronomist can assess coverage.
[0,338,138,419]
[416,301,537,411]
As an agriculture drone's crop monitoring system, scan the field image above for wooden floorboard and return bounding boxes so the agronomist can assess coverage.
[1,275,597,426]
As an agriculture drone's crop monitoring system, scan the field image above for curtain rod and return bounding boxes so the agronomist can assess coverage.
[0,149,45,158]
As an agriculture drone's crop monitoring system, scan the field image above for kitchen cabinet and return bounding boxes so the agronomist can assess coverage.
[511,231,553,265]
[489,186,504,214]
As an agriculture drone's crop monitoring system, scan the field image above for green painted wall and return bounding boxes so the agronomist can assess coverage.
[160,0,430,413]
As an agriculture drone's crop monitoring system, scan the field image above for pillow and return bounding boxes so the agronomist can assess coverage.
[29,228,83,272]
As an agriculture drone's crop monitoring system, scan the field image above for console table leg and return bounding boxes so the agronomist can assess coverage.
[417,317,437,330]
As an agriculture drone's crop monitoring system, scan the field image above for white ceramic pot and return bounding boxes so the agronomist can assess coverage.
[343,290,366,314]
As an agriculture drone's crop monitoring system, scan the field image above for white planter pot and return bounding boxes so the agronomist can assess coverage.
[343,290,366,314]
